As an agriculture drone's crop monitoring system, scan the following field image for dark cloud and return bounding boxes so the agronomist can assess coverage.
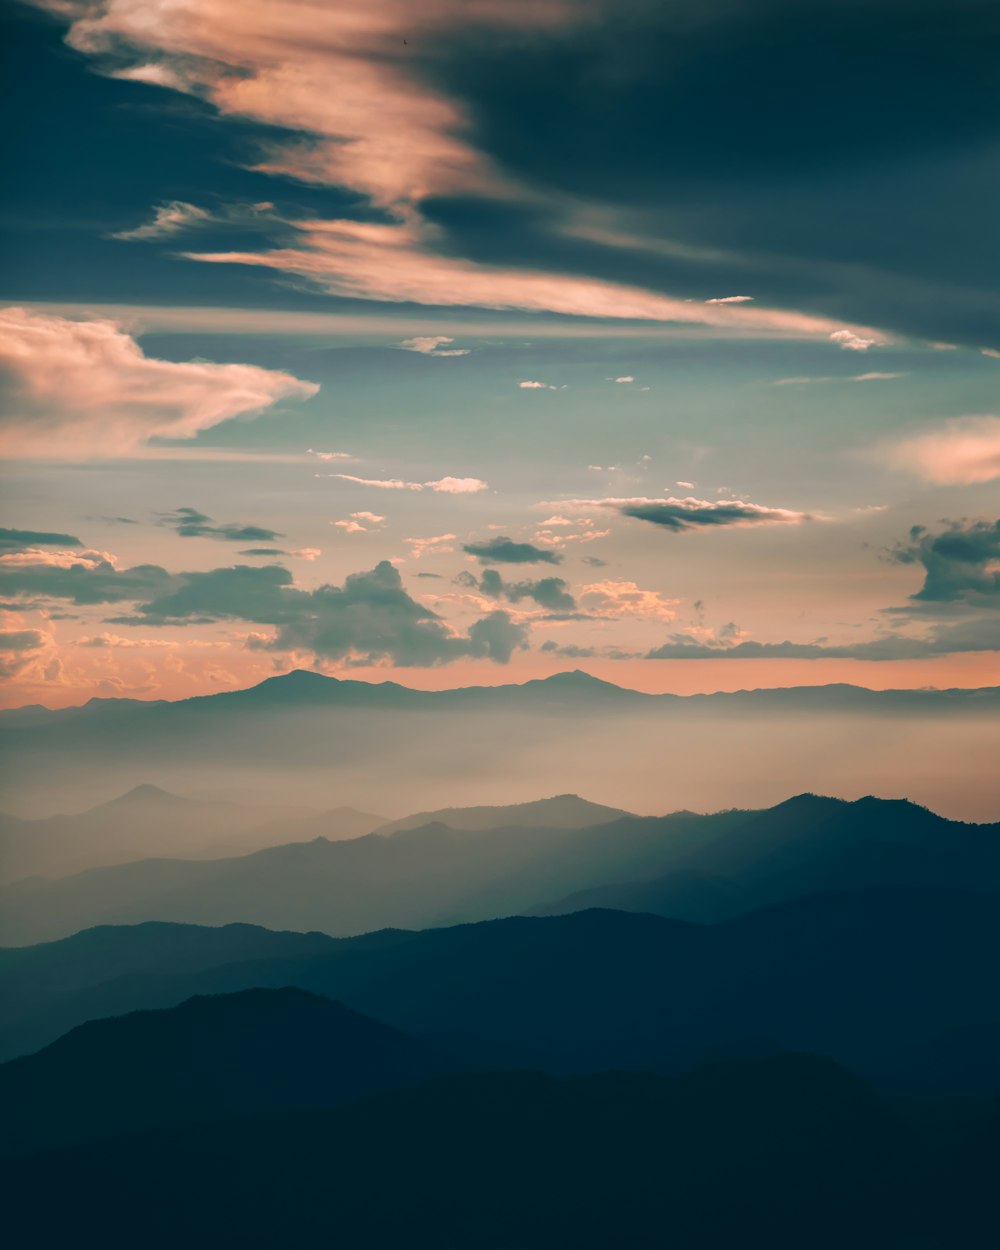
[620,500,807,532]
[0,629,45,652]
[0,527,82,552]
[888,519,1000,611]
[429,0,1000,345]
[2,546,528,667]
[0,628,47,679]
[463,536,562,565]
[163,508,282,544]
[581,556,607,568]
[474,567,577,612]
[0,558,174,605]
[415,572,444,579]
[239,548,288,557]
[240,562,529,667]
[647,617,999,661]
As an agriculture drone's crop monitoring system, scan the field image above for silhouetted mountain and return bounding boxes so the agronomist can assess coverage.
[376,793,633,835]
[861,1020,1000,1097]
[0,920,343,1058]
[0,784,325,883]
[2,793,995,945]
[2,669,996,818]
[5,1054,978,1249]
[5,888,999,1075]
[0,988,454,1155]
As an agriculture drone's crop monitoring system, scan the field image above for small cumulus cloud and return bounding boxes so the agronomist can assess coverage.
[614,376,634,384]
[405,534,457,558]
[464,537,563,565]
[399,336,470,356]
[830,329,879,351]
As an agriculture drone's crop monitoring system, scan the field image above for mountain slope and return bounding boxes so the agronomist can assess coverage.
[376,793,634,835]
[0,784,324,883]
[0,987,453,1155]
[3,1056,959,1250]
[5,887,999,1072]
[1,793,996,945]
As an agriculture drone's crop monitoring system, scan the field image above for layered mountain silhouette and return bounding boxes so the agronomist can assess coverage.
[2,668,996,818]
[0,783,385,883]
[2,792,996,945]
[4,1053,985,1249]
[0,987,453,1156]
[5,887,1000,1079]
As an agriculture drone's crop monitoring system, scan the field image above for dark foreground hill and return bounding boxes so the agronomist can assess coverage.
[4,888,1000,1083]
[0,988,453,1156]
[6,1053,996,1250]
[2,792,997,946]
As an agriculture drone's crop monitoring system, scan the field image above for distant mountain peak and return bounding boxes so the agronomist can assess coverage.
[99,784,190,809]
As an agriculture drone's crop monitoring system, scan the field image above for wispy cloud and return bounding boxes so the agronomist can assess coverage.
[111,201,212,241]
[331,473,488,493]
[882,415,1000,485]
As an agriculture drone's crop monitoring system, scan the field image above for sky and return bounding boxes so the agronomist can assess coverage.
[0,0,998,708]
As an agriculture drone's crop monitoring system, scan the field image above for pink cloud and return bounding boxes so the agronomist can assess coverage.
[885,415,1000,485]
[0,307,318,458]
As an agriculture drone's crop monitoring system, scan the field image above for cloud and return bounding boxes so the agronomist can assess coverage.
[331,473,488,492]
[579,580,678,622]
[518,380,558,390]
[646,616,1000,661]
[0,528,83,553]
[463,536,562,565]
[470,568,576,612]
[0,629,49,679]
[405,534,457,558]
[162,507,282,543]
[773,372,906,385]
[888,519,1000,611]
[111,201,212,241]
[982,349,1000,360]
[0,308,318,457]
[614,376,634,384]
[830,330,878,351]
[549,495,809,532]
[425,477,489,494]
[308,449,355,462]
[400,336,470,356]
[705,295,753,304]
[352,512,386,524]
[675,481,695,489]
[884,416,1000,485]
[240,548,287,557]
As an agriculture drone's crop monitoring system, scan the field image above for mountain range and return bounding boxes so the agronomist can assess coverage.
[2,669,997,819]
[2,792,996,946]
